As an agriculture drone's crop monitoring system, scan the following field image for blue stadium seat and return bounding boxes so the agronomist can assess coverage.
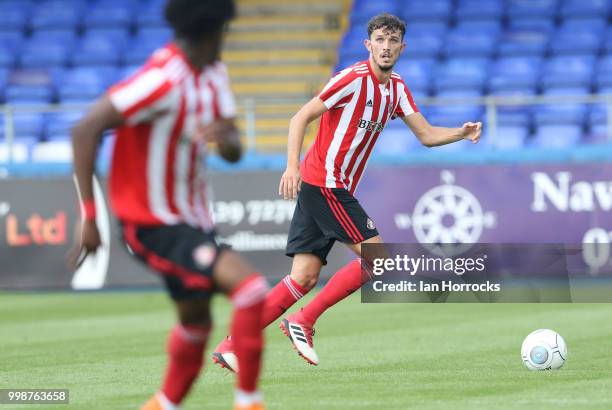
[0,8,29,31]
[507,0,559,19]
[29,29,78,49]
[455,0,504,21]
[403,33,443,59]
[0,32,25,50]
[135,5,166,28]
[7,113,46,138]
[427,105,484,128]
[483,126,529,150]
[560,0,610,18]
[60,67,117,89]
[540,86,590,95]
[0,46,16,69]
[19,44,71,68]
[401,0,451,22]
[444,30,496,58]
[434,59,489,93]
[587,104,607,129]
[532,125,582,148]
[533,102,587,127]
[558,17,608,35]
[596,55,612,91]
[71,36,124,66]
[489,57,542,92]
[497,29,549,57]
[83,2,135,29]
[30,7,82,30]
[393,60,434,93]
[436,89,482,98]
[587,124,611,144]
[603,28,612,54]
[490,88,536,127]
[350,0,399,26]
[541,56,595,88]
[83,28,131,49]
[507,18,555,34]
[45,111,84,139]
[405,22,448,38]
[5,86,53,104]
[117,65,141,82]
[550,28,600,56]
[454,20,502,37]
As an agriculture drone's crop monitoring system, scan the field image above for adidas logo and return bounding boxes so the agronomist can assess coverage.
[290,324,308,344]
[366,99,373,107]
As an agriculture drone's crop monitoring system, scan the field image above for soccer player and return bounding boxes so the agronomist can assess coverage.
[70,1,268,409]
[212,13,481,367]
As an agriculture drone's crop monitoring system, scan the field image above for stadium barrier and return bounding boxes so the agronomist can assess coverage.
[1,161,610,291]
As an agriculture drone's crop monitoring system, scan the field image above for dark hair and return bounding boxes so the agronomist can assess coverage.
[367,13,406,39]
[165,0,235,41]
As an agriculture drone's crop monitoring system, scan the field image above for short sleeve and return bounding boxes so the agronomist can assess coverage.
[393,80,419,118]
[317,68,358,110]
[211,62,237,119]
[108,67,175,125]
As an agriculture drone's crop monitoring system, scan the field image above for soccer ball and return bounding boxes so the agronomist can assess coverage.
[521,329,567,370]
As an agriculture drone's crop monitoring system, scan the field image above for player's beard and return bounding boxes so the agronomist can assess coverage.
[375,53,396,72]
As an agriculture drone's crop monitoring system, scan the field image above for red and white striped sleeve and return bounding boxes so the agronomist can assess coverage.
[211,62,237,119]
[108,67,175,125]
[317,68,358,110]
[393,79,419,118]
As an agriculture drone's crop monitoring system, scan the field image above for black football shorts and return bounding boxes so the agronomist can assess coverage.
[121,222,229,300]
[286,181,379,265]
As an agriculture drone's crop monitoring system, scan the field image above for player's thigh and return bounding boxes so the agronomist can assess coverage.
[175,298,212,327]
[121,223,222,302]
[212,249,258,295]
[286,186,336,267]
[313,185,380,245]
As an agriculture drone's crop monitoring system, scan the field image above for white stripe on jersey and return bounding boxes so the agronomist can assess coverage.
[397,81,417,116]
[347,83,389,192]
[210,63,237,118]
[339,75,374,185]
[324,77,363,187]
[200,76,214,124]
[110,68,167,113]
[319,66,354,97]
[174,79,199,226]
[147,106,181,224]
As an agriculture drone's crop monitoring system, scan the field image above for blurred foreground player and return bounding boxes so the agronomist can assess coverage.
[213,13,481,368]
[70,1,267,409]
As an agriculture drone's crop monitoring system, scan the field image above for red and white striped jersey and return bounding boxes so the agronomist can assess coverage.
[107,43,236,229]
[301,59,419,194]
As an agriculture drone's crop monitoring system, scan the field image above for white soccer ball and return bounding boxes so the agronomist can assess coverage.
[521,329,567,370]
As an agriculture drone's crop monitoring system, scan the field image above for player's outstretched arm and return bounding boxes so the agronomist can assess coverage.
[402,112,482,147]
[69,95,124,266]
[279,97,328,200]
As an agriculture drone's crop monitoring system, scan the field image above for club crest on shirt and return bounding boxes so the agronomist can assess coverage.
[357,119,384,132]
[367,218,376,230]
[193,244,217,269]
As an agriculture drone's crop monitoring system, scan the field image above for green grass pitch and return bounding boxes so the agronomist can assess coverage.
[2,292,612,409]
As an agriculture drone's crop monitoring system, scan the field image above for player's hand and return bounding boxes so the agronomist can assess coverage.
[461,121,482,144]
[279,166,301,200]
[194,119,235,144]
[67,220,101,270]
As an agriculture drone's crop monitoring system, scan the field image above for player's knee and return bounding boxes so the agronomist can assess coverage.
[291,270,319,291]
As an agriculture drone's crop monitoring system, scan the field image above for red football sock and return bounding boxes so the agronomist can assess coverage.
[261,275,309,328]
[231,275,269,392]
[300,259,368,326]
[161,324,210,405]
